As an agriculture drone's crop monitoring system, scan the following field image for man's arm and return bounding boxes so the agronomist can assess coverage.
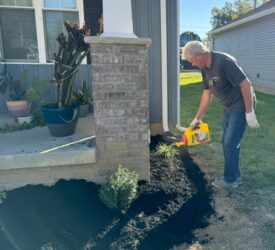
[195,89,213,120]
[240,79,253,113]
[190,89,213,127]
[240,79,259,128]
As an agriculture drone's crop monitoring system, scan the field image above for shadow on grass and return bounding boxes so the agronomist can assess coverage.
[0,135,215,250]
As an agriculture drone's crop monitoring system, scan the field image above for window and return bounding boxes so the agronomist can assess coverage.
[44,0,76,9]
[0,0,84,63]
[0,1,38,61]
[43,0,78,61]
[0,0,32,6]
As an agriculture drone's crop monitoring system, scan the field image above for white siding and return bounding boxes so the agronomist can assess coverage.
[212,14,275,93]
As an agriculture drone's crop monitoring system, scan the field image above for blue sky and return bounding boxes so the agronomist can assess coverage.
[180,0,234,39]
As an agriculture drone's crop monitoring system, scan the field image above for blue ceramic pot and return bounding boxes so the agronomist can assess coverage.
[42,103,79,137]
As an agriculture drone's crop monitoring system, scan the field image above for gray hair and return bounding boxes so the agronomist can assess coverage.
[182,41,209,59]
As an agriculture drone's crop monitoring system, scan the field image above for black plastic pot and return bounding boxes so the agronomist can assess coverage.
[42,103,80,137]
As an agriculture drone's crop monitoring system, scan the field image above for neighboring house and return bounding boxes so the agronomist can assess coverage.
[208,0,275,94]
[0,0,180,127]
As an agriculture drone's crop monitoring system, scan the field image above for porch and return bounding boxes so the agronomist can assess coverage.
[0,114,97,191]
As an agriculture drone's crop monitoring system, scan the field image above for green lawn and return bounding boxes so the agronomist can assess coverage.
[180,71,202,85]
[180,79,275,248]
[180,82,275,188]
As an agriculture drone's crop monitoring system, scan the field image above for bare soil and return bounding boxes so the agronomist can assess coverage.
[0,135,274,250]
[184,155,275,250]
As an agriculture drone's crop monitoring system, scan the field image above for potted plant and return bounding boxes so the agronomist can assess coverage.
[42,21,90,137]
[0,65,49,124]
[0,65,30,118]
[17,76,50,124]
[73,80,92,117]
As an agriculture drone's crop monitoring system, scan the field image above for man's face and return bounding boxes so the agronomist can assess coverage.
[185,53,205,69]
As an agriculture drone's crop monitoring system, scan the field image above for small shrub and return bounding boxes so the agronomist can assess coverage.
[155,143,180,170]
[99,164,138,213]
[155,143,179,160]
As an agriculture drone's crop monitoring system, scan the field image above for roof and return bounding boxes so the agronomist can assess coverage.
[208,0,275,36]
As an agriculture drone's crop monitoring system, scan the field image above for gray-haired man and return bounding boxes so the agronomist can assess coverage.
[182,41,259,188]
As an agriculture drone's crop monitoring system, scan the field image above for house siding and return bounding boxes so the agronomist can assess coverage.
[132,0,178,124]
[0,64,91,113]
[211,13,275,93]
[132,0,162,123]
[1,0,179,123]
[167,0,179,123]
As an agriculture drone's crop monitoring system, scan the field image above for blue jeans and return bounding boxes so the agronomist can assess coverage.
[221,110,247,183]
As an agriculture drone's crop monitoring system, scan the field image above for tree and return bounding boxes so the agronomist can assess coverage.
[180,31,201,42]
[234,0,252,14]
[210,0,271,29]
[211,2,237,29]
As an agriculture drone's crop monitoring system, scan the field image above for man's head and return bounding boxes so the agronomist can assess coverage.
[182,41,210,69]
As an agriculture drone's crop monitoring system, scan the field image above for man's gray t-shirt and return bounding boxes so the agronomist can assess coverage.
[202,51,247,111]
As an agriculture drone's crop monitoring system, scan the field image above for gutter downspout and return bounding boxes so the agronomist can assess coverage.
[160,0,169,132]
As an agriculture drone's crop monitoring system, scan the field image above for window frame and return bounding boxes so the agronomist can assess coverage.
[0,0,84,64]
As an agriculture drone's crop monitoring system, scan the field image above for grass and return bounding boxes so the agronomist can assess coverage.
[180,71,202,85]
[180,74,275,249]
[180,82,275,189]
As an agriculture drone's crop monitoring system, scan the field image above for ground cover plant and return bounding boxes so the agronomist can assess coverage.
[0,111,45,133]
[180,73,275,249]
[0,136,215,250]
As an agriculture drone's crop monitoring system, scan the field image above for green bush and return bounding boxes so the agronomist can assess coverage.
[73,80,91,105]
[155,143,180,170]
[155,143,179,160]
[99,164,138,213]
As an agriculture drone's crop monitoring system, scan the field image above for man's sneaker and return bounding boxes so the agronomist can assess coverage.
[236,177,243,185]
[212,178,242,189]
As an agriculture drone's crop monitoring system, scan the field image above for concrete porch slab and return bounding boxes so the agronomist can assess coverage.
[0,114,96,172]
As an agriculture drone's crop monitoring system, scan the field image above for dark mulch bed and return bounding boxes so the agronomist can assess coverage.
[0,135,215,250]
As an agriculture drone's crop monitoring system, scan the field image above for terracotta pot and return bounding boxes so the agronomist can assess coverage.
[6,100,30,117]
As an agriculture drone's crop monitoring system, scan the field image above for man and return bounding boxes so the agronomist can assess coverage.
[182,41,259,189]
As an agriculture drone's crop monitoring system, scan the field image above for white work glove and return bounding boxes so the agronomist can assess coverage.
[189,118,202,129]
[245,111,260,129]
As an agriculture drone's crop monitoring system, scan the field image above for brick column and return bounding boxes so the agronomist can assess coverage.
[85,37,152,181]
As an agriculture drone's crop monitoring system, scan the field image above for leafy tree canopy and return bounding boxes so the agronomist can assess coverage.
[211,0,271,29]
[180,31,201,41]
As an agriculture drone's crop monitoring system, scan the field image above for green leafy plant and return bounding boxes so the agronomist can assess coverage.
[155,143,180,170]
[0,111,45,133]
[73,80,91,105]
[156,143,179,160]
[26,77,50,112]
[0,65,49,105]
[53,21,90,108]
[0,65,27,101]
[99,164,138,213]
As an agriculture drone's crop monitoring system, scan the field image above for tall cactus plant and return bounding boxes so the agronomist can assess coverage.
[53,21,90,108]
